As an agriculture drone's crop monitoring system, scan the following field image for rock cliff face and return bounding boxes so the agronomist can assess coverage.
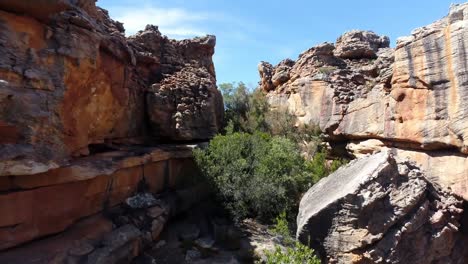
[0,0,223,176]
[297,151,468,264]
[260,3,468,200]
[0,0,223,261]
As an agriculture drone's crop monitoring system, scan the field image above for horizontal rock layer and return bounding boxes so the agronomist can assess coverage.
[0,144,200,251]
[0,184,210,264]
[0,0,224,259]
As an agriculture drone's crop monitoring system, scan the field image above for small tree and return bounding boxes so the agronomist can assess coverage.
[219,82,250,132]
[243,88,270,133]
[306,148,348,184]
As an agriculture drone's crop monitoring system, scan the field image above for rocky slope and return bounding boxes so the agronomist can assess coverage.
[259,3,468,201]
[0,0,223,262]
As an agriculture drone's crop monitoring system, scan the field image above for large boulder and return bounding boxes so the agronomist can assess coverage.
[297,151,467,264]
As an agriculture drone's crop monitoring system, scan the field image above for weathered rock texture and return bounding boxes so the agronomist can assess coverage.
[297,151,468,264]
[0,0,223,261]
[0,0,223,176]
[0,184,210,263]
[260,3,468,199]
[0,144,200,250]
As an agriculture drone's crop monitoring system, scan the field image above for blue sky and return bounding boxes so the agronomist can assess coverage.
[97,0,465,87]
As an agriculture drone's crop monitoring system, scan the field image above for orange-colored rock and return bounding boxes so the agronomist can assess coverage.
[390,4,468,154]
[0,0,217,258]
[0,1,223,176]
[0,173,119,250]
[0,145,199,250]
[394,149,468,201]
[0,214,113,264]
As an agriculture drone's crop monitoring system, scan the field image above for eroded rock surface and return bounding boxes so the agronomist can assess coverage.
[0,186,210,264]
[297,151,468,264]
[334,30,390,59]
[0,1,223,176]
[0,0,223,261]
[260,3,468,199]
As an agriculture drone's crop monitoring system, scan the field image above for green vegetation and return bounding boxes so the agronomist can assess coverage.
[194,132,309,222]
[260,243,321,264]
[196,82,349,223]
[219,82,254,132]
[219,82,270,134]
[269,211,294,246]
[219,82,321,144]
[266,212,322,263]
[306,149,348,184]
[317,66,337,75]
[195,82,350,263]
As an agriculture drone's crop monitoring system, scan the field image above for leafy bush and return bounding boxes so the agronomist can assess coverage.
[219,83,321,144]
[220,82,270,134]
[194,132,309,222]
[242,88,270,133]
[269,211,294,246]
[219,82,250,132]
[259,242,321,264]
[265,108,321,158]
[306,148,349,184]
[213,82,349,225]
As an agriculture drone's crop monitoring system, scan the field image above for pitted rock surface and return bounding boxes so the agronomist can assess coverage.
[0,0,222,258]
[334,30,390,59]
[0,2,223,176]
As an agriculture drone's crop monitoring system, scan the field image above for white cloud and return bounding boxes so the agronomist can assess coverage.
[112,6,210,38]
[105,2,267,40]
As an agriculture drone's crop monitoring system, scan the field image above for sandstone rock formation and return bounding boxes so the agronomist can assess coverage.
[0,0,223,261]
[335,30,390,59]
[0,144,199,250]
[0,185,210,263]
[259,3,468,200]
[0,0,223,176]
[297,151,468,264]
[129,26,223,142]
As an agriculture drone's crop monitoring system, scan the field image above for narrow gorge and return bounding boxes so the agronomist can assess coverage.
[0,1,468,264]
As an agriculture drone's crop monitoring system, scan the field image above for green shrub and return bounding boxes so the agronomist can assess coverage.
[219,83,321,144]
[259,242,321,264]
[305,148,348,184]
[219,82,250,132]
[194,132,309,222]
[213,82,349,223]
[242,88,270,133]
[269,211,294,246]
